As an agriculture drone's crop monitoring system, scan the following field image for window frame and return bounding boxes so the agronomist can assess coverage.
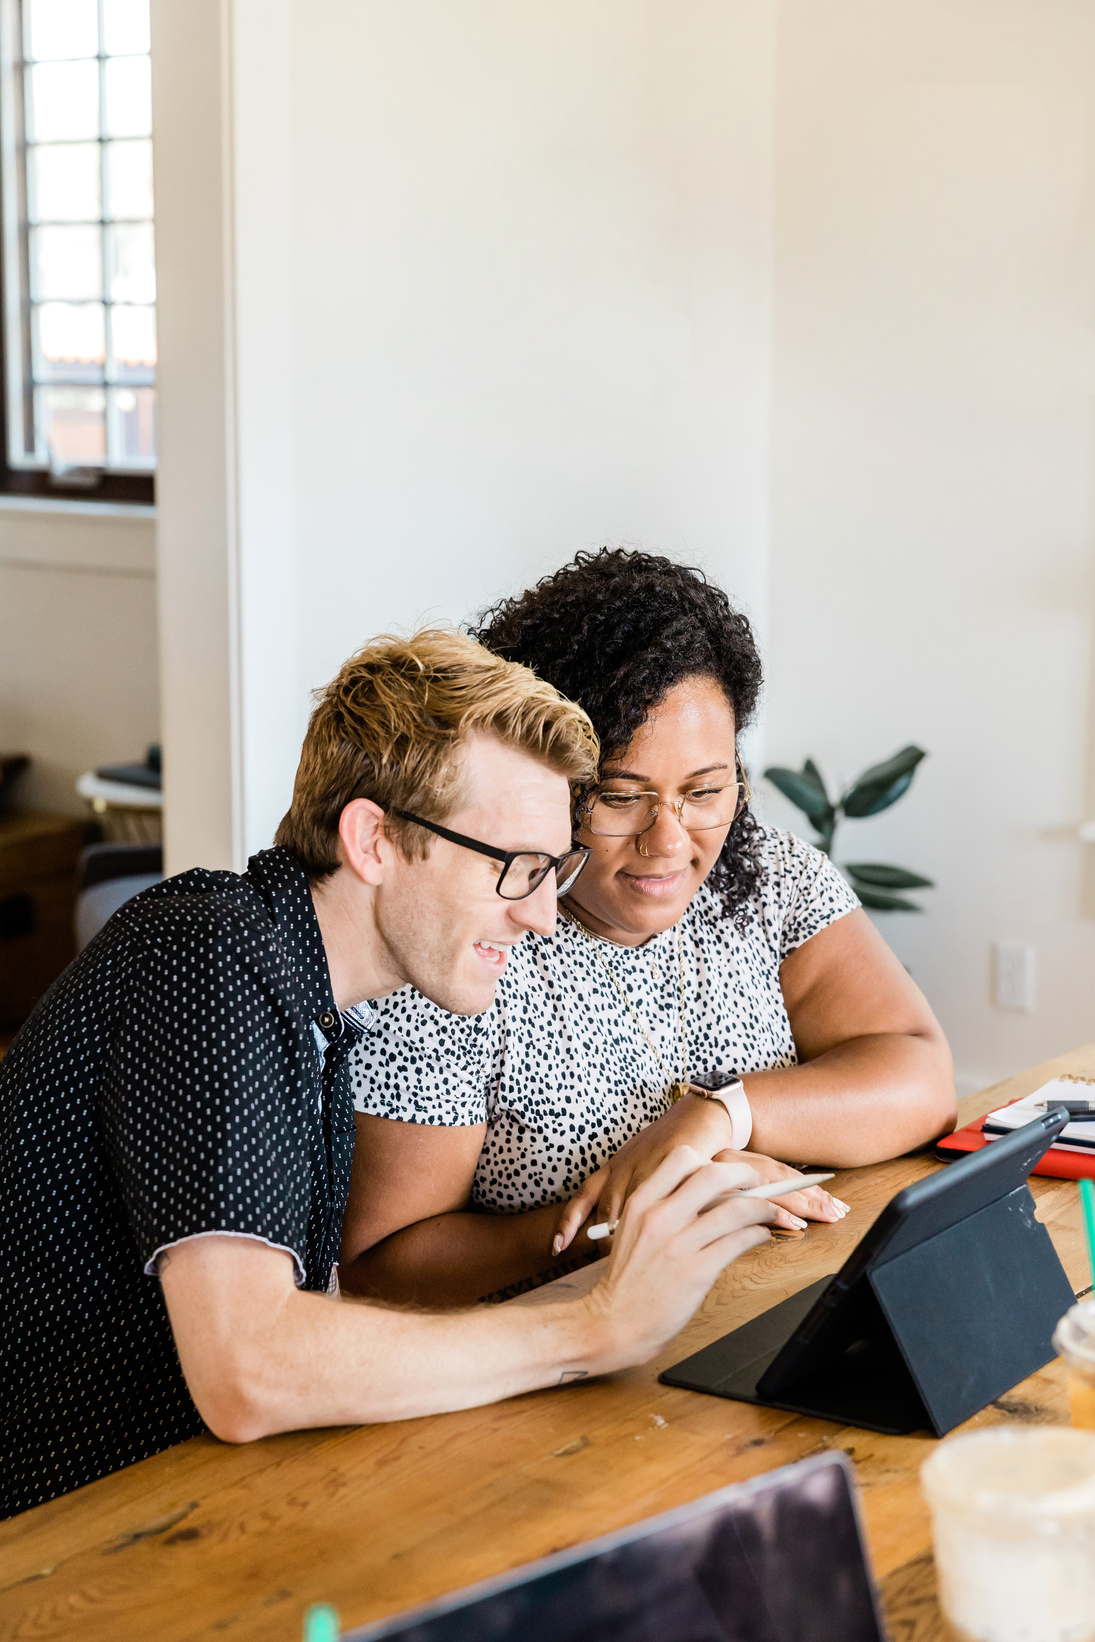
[0,0,154,505]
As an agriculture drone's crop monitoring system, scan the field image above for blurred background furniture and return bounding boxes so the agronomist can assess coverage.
[0,810,95,1030]
[75,842,163,951]
[0,752,162,1036]
[76,745,162,845]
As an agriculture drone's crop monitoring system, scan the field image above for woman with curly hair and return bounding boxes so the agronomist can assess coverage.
[339,551,955,1306]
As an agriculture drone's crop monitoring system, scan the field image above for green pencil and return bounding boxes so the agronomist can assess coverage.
[1080,1178,1095,1291]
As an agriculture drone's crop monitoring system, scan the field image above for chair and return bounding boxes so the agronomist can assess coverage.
[75,842,163,950]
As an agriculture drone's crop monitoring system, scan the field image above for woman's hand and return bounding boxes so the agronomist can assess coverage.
[707,1148,850,1226]
[551,1090,850,1255]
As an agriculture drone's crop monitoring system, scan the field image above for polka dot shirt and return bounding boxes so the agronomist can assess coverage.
[350,828,858,1212]
[0,847,369,1520]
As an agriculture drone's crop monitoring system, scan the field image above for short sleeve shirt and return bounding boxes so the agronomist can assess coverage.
[350,828,858,1211]
[0,846,370,1520]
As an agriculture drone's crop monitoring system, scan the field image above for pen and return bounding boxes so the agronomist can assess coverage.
[585,1173,837,1240]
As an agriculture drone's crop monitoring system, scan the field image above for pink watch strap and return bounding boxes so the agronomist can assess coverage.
[706,1077,752,1151]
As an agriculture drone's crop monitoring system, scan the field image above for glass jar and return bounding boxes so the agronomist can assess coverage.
[1054,1298,1095,1431]
[920,1426,1095,1642]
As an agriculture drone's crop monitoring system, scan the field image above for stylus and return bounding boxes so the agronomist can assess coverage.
[585,1174,837,1240]
[1035,1098,1095,1121]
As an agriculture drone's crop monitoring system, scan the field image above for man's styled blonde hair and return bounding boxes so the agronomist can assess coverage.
[275,627,599,879]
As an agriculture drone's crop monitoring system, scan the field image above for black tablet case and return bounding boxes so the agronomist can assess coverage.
[660,1110,1077,1436]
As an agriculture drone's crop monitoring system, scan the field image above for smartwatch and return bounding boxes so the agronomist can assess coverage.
[692,1076,752,1151]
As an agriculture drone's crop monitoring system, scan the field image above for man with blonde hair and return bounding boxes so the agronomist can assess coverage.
[0,629,775,1519]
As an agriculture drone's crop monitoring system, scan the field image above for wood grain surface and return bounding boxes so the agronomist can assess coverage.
[2,1043,1093,1641]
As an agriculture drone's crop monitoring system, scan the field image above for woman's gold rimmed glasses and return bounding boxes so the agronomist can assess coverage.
[580,755,751,839]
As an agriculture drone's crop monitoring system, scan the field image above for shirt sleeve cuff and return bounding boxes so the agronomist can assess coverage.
[353,1081,487,1127]
[146,1229,307,1287]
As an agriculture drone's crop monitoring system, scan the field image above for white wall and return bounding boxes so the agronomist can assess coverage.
[151,0,778,870]
[0,503,159,816]
[289,0,775,706]
[764,0,1095,1087]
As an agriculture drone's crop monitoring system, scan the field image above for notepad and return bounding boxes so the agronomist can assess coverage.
[983,1079,1095,1154]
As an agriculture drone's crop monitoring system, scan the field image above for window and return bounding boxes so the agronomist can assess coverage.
[0,0,154,502]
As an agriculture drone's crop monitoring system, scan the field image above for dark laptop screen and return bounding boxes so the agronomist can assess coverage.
[343,1451,885,1642]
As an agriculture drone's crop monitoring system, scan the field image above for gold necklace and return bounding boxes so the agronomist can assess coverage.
[563,908,689,1102]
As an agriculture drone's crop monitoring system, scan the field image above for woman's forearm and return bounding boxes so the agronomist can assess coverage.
[339,1201,599,1308]
[743,1030,956,1168]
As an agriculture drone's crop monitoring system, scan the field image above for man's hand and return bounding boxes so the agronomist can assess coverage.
[552,1091,849,1255]
[578,1147,778,1368]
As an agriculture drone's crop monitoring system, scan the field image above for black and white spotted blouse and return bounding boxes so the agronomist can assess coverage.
[351,827,859,1211]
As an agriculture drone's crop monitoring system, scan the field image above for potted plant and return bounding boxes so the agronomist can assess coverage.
[763,745,934,912]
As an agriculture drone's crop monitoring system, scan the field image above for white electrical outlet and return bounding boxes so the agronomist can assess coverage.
[993,942,1035,1013]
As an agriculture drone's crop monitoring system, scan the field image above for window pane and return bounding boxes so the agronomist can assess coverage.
[27,59,99,141]
[31,224,102,299]
[106,221,154,302]
[103,55,151,138]
[34,301,105,380]
[105,139,152,219]
[28,142,101,222]
[9,2,158,474]
[108,385,154,462]
[109,304,154,380]
[102,0,150,56]
[25,0,98,61]
[37,384,106,463]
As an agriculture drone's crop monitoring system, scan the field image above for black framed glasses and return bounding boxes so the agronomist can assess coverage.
[581,754,752,839]
[392,810,590,902]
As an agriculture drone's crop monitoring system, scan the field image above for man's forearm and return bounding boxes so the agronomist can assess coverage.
[340,1202,596,1307]
[182,1269,609,1441]
[162,1154,779,1443]
[743,1031,956,1167]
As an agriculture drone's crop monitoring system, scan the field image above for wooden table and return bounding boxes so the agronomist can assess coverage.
[3,1046,1094,1642]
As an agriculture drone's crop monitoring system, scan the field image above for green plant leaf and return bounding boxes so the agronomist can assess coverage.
[854,886,923,912]
[842,769,915,818]
[844,862,935,890]
[841,745,925,817]
[801,758,829,799]
[763,766,835,825]
[851,744,927,790]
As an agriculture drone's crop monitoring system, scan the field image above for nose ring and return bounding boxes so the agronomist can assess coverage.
[638,837,650,858]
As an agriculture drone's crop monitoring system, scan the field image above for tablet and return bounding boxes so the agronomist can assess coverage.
[660,1107,1076,1436]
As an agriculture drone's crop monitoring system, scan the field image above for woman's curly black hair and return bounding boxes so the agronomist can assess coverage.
[470,548,765,928]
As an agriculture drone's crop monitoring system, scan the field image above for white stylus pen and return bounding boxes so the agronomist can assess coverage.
[584,1172,836,1241]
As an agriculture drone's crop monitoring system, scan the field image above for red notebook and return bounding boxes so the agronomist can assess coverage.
[935,1092,1095,1180]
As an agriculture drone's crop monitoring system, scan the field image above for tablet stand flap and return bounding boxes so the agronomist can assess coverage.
[756,1274,931,1436]
[660,1276,931,1436]
[867,1184,1075,1436]
[658,1279,833,1403]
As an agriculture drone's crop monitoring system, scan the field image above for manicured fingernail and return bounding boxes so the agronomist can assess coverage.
[552,1234,563,1255]
[835,1200,851,1213]
[788,1214,807,1229]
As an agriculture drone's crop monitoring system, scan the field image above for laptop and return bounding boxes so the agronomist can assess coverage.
[342,1450,885,1642]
